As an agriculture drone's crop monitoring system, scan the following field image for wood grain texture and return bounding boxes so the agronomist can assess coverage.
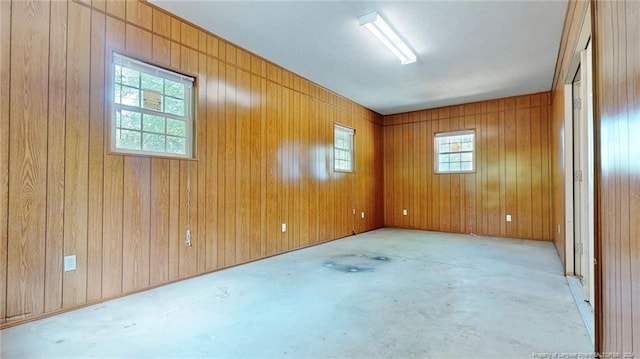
[87,8,106,302]
[7,0,50,321]
[43,0,67,314]
[62,1,90,308]
[101,15,125,300]
[593,0,640,353]
[382,93,553,240]
[0,0,11,325]
[2,0,383,327]
[122,157,151,292]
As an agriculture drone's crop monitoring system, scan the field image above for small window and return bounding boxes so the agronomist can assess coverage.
[434,130,475,173]
[111,52,195,158]
[334,124,355,172]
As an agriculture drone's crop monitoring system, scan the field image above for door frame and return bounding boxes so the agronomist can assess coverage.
[563,3,595,305]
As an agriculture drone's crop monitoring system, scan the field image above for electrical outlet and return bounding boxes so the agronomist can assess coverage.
[506,214,512,222]
[64,255,76,272]
[281,223,287,233]
[361,212,365,219]
[403,209,408,216]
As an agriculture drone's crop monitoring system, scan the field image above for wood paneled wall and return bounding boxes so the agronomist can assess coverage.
[593,0,640,353]
[549,0,589,268]
[382,93,552,240]
[0,0,384,327]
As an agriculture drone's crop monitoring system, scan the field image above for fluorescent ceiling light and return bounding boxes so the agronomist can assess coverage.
[359,12,417,65]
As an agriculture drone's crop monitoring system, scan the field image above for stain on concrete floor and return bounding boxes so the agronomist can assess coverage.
[323,253,391,273]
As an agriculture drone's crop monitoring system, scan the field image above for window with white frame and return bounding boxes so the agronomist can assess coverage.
[334,124,355,172]
[111,52,195,158]
[434,130,475,173]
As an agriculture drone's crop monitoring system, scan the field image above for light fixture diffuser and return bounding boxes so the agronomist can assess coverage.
[359,12,417,65]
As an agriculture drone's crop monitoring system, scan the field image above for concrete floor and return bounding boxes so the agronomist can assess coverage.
[1,228,592,358]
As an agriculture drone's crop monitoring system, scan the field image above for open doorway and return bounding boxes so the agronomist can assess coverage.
[571,41,595,305]
[562,4,595,343]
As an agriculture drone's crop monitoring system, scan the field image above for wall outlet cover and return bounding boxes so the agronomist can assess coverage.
[64,255,77,272]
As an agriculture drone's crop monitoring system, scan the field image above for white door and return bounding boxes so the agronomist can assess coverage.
[572,41,595,304]
[572,76,583,282]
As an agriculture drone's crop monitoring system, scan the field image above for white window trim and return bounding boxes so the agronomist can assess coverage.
[110,52,195,159]
[434,129,475,174]
[334,123,355,173]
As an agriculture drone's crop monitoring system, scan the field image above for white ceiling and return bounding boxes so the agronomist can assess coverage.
[150,0,568,116]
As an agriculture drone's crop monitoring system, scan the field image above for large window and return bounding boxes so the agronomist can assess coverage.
[434,130,475,173]
[111,52,195,158]
[334,124,355,172]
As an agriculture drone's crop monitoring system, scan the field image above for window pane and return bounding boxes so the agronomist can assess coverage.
[167,136,186,154]
[114,84,122,104]
[141,73,164,92]
[143,133,166,152]
[121,86,140,107]
[120,110,141,130]
[164,96,185,116]
[121,67,140,88]
[114,64,122,84]
[164,79,185,99]
[112,53,193,158]
[167,119,186,136]
[143,114,165,134]
[116,129,141,150]
[435,131,474,173]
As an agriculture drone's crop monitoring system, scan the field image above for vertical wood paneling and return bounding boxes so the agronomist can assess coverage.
[383,93,552,240]
[237,69,251,262]
[6,0,50,320]
[43,0,67,313]
[86,9,105,302]
[101,16,125,300]
[196,52,207,273]
[205,57,219,270]
[122,158,151,292]
[0,0,12,324]
[149,159,170,285]
[504,101,518,238]
[594,0,640,352]
[224,63,237,265]
[265,80,278,255]
[515,107,532,239]
[249,73,262,259]
[2,0,384,327]
[62,1,90,308]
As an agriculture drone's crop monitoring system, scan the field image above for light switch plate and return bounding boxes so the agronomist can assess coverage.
[281,223,287,233]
